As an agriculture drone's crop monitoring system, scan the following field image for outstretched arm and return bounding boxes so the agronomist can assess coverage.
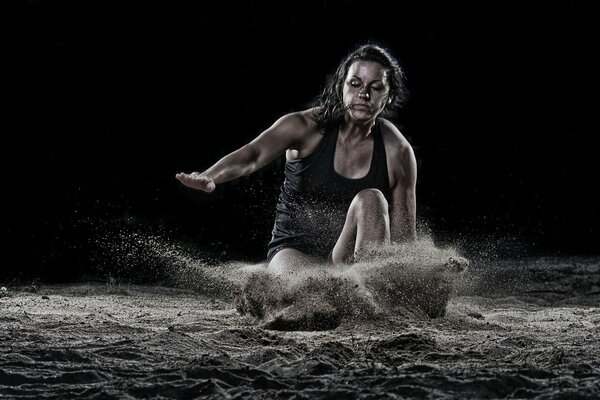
[176,113,306,192]
[175,144,264,193]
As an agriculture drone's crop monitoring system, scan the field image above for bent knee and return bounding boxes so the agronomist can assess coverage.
[352,188,389,211]
[268,248,314,274]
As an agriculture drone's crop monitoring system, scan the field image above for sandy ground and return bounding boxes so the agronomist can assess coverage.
[1,255,599,399]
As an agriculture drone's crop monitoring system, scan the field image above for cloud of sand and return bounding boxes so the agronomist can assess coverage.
[92,224,469,331]
[233,238,469,330]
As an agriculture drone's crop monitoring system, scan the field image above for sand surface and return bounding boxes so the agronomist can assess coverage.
[1,255,599,399]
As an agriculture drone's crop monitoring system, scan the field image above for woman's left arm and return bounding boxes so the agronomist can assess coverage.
[389,140,418,243]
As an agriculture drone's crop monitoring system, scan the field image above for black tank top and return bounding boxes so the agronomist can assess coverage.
[267,118,391,261]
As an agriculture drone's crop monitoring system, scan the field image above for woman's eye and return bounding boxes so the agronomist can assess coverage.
[350,81,361,87]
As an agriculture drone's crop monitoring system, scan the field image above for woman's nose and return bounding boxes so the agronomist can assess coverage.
[358,89,370,99]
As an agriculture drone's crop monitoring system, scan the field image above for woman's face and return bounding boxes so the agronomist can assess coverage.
[342,60,391,122]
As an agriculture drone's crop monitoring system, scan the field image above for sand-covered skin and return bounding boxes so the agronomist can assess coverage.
[1,256,599,399]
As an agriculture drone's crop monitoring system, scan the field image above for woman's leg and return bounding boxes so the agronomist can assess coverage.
[267,248,318,274]
[331,188,390,264]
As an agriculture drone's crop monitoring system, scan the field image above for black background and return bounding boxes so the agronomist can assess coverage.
[5,0,599,282]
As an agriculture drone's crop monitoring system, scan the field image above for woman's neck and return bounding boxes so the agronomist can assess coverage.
[338,119,375,142]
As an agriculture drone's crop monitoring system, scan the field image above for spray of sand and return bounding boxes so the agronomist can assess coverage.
[234,239,469,330]
[92,224,468,331]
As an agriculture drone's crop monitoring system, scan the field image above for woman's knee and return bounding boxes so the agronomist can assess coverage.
[268,248,314,274]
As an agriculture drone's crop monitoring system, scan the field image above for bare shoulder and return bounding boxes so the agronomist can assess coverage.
[272,108,319,134]
[379,118,417,186]
[269,108,323,155]
[379,118,415,159]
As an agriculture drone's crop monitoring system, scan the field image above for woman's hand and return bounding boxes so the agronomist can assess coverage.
[175,172,216,193]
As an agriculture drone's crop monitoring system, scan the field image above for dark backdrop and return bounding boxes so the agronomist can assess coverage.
[5,0,599,282]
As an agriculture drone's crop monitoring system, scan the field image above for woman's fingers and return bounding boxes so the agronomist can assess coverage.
[175,172,215,192]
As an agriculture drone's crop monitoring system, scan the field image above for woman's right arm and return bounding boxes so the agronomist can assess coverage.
[175,112,308,192]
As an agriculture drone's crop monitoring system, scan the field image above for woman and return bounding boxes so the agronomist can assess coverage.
[176,43,417,274]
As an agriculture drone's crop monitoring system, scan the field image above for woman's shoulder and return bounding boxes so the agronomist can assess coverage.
[268,109,324,158]
[275,108,321,133]
[378,118,417,184]
[378,117,412,151]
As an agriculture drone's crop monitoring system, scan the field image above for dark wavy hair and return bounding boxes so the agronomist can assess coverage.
[312,43,408,133]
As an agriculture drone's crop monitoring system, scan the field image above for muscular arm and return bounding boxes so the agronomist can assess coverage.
[390,143,417,243]
[176,112,309,192]
[381,120,417,243]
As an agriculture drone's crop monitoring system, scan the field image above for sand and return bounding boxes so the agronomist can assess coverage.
[1,251,599,399]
